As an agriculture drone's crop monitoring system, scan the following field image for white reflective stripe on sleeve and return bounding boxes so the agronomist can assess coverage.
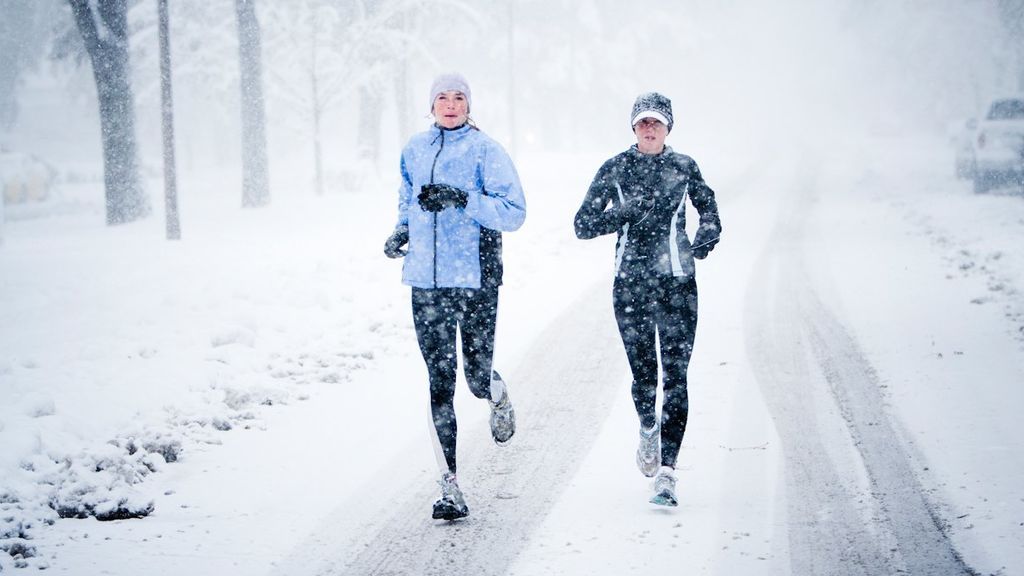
[669,184,689,276]
[614,181,629,276]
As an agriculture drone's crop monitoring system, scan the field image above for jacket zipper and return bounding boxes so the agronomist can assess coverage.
[432,213,437,288]
[429,128,446,288]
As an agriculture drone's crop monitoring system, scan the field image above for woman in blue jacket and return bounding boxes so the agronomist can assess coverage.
[574,92,721,507]
[383,73,527,521]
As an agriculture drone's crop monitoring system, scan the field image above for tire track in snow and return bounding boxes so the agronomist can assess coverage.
[284,280,627,575]
[744,176,977,575]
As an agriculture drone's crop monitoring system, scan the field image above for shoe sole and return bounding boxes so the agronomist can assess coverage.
[491,408,515,446]
[649,492,678,507]
[432,507,469,521]
[433,511,468,521]
[493,422,515,446]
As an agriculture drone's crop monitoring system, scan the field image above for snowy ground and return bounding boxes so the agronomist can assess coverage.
[2,136,1023,574]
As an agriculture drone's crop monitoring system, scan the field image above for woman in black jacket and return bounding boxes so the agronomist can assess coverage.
[574,92,721,507]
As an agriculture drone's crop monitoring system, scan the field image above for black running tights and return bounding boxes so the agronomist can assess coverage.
[613,275,698,469]
[412,287,498,474]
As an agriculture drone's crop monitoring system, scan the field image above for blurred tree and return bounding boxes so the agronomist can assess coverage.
[262,0,464,193]
[262,0,352,195]
[236,0,270,207]
[392,7,414,143]
[0,1,58,130]
[310,8,325,196]
[68,0,149,224]
[158,0,180,239]
[998,0,1024,91]
[127,1,239,174]
[507,0,516,158]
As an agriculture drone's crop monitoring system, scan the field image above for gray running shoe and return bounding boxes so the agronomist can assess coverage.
[636,423,660,477]
[432,472,468,520]
[650,466,678,507]
[489,371,515,446]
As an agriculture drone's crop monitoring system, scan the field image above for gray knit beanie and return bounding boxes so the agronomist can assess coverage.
[631,92,673,132]
[429,73,472,113]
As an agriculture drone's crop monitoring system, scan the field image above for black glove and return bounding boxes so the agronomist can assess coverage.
[691,224,720,260]
[418,184,468,212]
[619,194,655,224]
[383,224,409,258]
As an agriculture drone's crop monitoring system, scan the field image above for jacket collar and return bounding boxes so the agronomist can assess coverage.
[628,144,673,159]
[430,123,474,142]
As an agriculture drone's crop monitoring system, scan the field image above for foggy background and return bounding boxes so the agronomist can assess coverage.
[1,0,1021,207]
[4,3,1024,573]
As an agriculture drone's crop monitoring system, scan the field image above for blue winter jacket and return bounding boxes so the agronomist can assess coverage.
[396,124,526,289]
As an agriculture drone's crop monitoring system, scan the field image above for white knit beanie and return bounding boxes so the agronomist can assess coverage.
[429,73,472,113]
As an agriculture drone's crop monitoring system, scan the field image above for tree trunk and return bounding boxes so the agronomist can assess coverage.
[393,10,412,142]
[356,1,384,166]
[357,86,382,164]
[68,0,148,225]
[507,0,517,160]
[0,183,6,246]
[235,0,270,207]
[158,0,180,239]
[310,12,324,196]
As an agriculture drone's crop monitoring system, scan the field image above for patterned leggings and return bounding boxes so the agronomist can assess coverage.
[412,287,498,474]
[613,275,698,469]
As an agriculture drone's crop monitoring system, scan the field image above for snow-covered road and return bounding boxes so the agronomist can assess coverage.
[3,143,1023,574]
[285,280,626,575]
[290,146,998,575]
[746,168,974,575]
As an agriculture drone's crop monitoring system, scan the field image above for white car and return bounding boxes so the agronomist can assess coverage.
[972,96,1024,193]
[0,148,56,205]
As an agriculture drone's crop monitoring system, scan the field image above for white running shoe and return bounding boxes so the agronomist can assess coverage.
[636,423,660,477]
[432,472,468,520]
[489,371,515,446]
[650,466,678,507]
